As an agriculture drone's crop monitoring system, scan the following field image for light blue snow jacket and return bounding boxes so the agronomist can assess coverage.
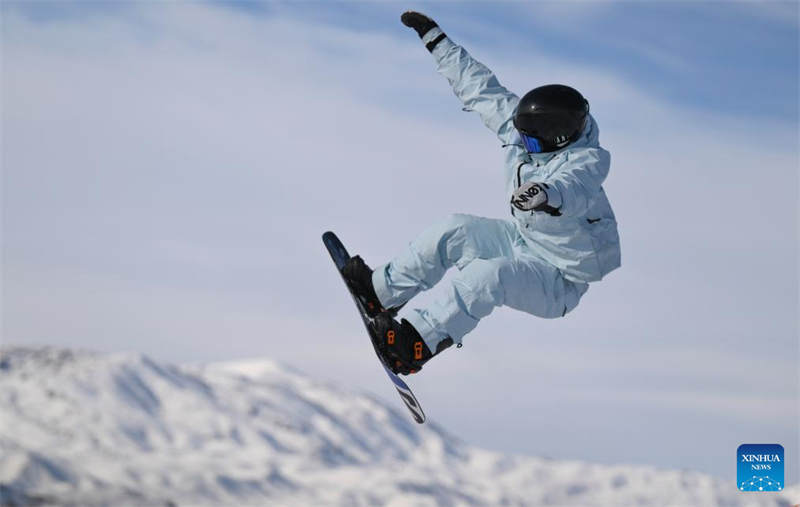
[424,28,621,283]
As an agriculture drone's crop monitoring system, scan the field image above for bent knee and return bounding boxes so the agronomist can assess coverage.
[434,213,478,235]
[455,258,507,297]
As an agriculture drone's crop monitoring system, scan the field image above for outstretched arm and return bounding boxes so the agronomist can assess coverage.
[401,11,519,145]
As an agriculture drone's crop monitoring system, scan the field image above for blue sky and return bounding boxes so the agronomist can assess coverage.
[220,1,800,121]
[11,1,799,122]
[2,1,798,485]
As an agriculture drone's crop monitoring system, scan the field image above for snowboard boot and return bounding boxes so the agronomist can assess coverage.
[370,313,453,375]
[342,255,386,318]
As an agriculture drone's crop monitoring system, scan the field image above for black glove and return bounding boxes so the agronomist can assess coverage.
[400,11,439,39]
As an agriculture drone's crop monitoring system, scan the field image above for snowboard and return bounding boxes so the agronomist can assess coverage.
[322,231,426,424]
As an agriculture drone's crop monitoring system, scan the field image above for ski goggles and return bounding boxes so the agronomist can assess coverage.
[518,132,544,153]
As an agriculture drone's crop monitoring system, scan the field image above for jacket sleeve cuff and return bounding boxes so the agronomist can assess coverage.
[421,27,452,56]
[543,183,563,210]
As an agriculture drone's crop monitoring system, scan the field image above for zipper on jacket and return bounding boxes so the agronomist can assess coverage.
[512,162,527,219]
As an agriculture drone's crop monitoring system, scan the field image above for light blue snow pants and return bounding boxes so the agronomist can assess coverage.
[372,214,589,350]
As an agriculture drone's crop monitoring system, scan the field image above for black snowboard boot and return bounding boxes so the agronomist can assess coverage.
[342,256,386,318]
[371,313,453,375]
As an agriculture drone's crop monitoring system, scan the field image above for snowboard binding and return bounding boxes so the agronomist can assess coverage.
[342,256,403,319]
[370,313,454,376]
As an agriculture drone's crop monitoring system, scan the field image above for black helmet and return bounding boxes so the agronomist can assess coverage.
[513,84,589,153]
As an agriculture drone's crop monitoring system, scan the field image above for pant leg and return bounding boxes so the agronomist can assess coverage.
[406,246,590,349]
[372,213,518,309]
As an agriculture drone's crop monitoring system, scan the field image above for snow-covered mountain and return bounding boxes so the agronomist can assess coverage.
[0,346,796,507]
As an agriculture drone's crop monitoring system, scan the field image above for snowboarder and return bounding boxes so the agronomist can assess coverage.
[344,11,621,375]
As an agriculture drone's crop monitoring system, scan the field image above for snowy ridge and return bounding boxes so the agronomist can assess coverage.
[0,346,796,507]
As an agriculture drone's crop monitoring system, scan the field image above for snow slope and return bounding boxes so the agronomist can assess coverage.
[0,346,797,506]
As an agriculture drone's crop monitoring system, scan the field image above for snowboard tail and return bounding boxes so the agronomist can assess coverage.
[322,231,426,424]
